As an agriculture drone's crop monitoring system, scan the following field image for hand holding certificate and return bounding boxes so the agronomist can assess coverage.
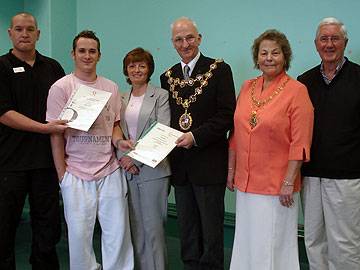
[126,122,183,168]
[58,84,112,132]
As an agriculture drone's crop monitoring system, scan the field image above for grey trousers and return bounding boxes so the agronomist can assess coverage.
[127,176,169,270]
[301,177,360,270]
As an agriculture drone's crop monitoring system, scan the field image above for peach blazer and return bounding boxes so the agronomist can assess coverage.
[229,72,314,195]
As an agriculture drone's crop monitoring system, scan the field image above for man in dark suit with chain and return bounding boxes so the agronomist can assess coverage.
[160,17,236,270]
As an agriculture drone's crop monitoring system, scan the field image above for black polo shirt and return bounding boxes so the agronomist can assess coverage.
[298,59,360,179]
[0,50,65,171]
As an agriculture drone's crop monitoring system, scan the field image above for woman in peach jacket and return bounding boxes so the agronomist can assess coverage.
[227,29,314,270]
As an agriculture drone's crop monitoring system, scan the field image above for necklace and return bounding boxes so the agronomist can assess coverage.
[165,59,223,130]
[249,75,290,129]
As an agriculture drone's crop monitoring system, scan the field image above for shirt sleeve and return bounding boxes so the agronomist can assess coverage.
[0,61,14,116]
[46,83,68,122]
[288,83,314,162]
[112,85,121,123]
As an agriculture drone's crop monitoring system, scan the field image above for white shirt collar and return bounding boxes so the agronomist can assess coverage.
[181,52,201,76]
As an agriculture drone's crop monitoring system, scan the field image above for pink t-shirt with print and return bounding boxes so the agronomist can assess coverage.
[46,73,121,180]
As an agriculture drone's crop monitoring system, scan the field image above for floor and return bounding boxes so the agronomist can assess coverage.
[15,210,309,269]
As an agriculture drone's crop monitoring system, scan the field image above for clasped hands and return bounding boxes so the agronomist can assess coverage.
[116,140,139,175]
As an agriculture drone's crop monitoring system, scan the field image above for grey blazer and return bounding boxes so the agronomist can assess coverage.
[117,84,171,181]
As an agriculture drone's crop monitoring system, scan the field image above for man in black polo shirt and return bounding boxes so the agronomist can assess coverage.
[298,17,360,270]
[0,12,67,269]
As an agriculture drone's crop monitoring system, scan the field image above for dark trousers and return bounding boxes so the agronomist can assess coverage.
[0,169,61,270]
[174,182,226,270]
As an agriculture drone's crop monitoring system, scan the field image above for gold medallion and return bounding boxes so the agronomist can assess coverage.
[249,111,258,129]
[179,112,192,130]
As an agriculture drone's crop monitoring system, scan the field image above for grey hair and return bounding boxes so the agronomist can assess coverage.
[170,16,198,31]
[315,17,348,40]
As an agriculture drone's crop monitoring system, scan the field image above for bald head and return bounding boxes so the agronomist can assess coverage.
[8,12,40,59]
[171,17,199,36]
[10,12,38,29]
[170,17,202,64]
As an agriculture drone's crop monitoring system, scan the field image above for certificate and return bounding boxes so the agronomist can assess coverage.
[58,84,112,132]
[126,122,183,168]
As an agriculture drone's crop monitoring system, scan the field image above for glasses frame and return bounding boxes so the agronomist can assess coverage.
[318,35,344,44]
[172,35,197,46]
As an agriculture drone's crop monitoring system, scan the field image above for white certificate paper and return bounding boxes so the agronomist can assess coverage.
[127,122,183,168]
[58,84,112,132]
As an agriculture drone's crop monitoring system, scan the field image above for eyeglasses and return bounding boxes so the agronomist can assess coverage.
[173,35,197,46]
[318,35,343,44]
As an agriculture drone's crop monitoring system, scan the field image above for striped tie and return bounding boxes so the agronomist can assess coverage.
[183,65,190,80]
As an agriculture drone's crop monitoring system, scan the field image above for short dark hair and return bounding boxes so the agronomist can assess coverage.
[123,47,155,85]
[10,12,38,29]
[72,30,101,53]
[252,29,292,71]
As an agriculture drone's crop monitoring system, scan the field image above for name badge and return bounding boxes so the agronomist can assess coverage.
[13,67,25,73]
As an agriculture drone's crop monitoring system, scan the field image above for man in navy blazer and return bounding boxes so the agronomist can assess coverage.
[160,17,236,269]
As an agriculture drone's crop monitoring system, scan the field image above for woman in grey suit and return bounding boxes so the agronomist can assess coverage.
[118,47,170,270]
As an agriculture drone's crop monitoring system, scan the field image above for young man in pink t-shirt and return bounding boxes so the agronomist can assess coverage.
[46,30,134,270]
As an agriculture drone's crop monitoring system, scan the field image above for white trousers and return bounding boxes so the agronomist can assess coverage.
[230,191,300,270]
[302,177,360,270]
[60,169,134,270]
